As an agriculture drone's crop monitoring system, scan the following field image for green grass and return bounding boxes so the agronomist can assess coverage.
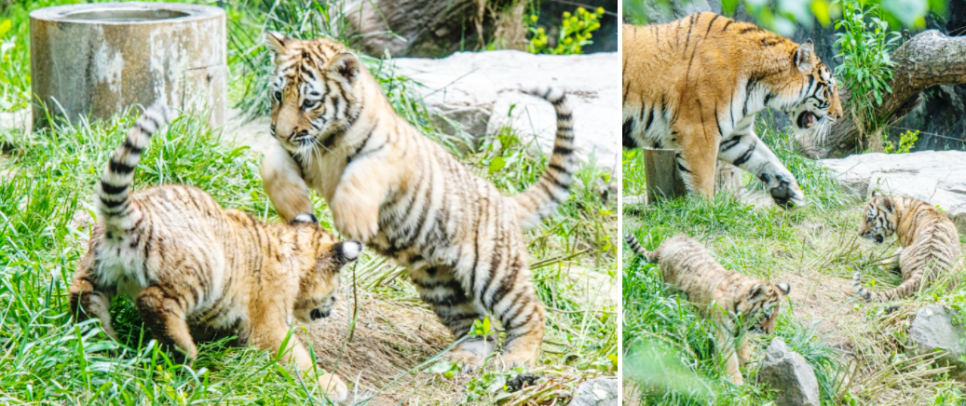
[622,126,966,405]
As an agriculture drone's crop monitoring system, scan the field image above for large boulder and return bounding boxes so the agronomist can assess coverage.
[819,151,966,234]
[758,338,820,406]
[390,50,620,172]
[907,305,966,374]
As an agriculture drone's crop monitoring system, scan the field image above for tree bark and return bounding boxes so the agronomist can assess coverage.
[799,30,966,158]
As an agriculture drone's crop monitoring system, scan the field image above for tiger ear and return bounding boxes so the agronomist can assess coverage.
[777,283,791,295]
[881,195,894,212]
[327,52,361,84]
[265,32,290,54]
[795,39,815,73]
[749,284,766,300]
[333,241,363,267]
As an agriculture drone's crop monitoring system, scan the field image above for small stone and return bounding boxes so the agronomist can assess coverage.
[568,378,618,406]
[908,305,966,373]
[758,338,820,406]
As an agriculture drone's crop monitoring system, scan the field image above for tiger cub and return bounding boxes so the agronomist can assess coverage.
[853,191,963,301]
[622,12,844,208]
[625,233,791,385]
[69,105,362,402]
[259,34,578,370]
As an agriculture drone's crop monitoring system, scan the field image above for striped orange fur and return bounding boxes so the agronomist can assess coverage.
[622,12,843,208]
[258,34,578,369]
[69,105,362,402]
[853,192,963,301]
[625,233,791,385]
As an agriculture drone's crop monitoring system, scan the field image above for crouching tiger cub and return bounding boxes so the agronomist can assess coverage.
[625,233,791,384]
[622,12,844,208]
[853,191,963,301]
[69,105,361,402]
[259,34,579,370]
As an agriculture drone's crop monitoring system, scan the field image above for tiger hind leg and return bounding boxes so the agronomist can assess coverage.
[69,262,118,339]
[411,265,496,370]
[137,285,198,363]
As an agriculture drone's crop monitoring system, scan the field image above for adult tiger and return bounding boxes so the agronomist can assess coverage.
[622,12,843,208]
[258,34,578,370]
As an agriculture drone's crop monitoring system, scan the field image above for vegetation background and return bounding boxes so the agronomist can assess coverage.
[0,0,618,404]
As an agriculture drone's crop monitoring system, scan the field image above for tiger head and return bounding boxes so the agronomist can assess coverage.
[264,33,365,156]
[286,220,363,323]
[737,282,791,335]
[778,39,843,140]
[859,191,896,244]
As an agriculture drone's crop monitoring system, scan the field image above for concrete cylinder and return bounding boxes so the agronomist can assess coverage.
[30,2,226,127]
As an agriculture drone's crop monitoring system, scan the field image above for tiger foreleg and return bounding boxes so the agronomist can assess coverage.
[262,141,315,223]
[252,326,349,402]
[330,161,395,243]
[718,132,805,209]
[879,247,903,272]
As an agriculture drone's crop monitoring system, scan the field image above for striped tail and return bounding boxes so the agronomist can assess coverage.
[97,104,173,231]
[624,233,657,262]
[515,87,578,229]
[852,271,922,301]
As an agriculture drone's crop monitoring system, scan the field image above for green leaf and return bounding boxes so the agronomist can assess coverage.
[488,156,506,175]
[425,361,456,374]
[0,20,11,38]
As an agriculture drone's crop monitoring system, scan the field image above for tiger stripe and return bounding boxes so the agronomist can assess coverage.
[259,34,571,370]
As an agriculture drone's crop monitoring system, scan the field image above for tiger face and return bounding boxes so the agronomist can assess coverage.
[782,40,843,137]
[859,191,896,244]
[291,224,362,323]
[737,283,791,335]
[264,33,363,156]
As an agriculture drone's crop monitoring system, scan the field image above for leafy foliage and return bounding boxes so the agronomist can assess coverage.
[527,7,605,55]
[884,129,919,154]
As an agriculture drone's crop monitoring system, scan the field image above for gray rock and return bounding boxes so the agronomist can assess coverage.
[759,338,820,406]
[908,305,966,373]
[568,377,618,406]
[819,151,966,234]
[391,51,621,172]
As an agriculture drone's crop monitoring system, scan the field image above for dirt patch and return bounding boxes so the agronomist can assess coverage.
[299,287,456,404]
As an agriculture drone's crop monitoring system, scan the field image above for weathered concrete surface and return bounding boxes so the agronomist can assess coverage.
[819,151,966,234]
[390,51,621,172]
[30,2,226,127]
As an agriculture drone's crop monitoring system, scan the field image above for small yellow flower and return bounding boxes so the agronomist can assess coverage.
[578,7,587,14]
[530,15,538,22]
[563,11,571,18]
[537,27,545,34]
[563,37,573,44]
[596,7,605,15]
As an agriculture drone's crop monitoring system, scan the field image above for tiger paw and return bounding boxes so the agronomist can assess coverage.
[446,339,496,372]
[317,372,349,403]
[330,198,379,242]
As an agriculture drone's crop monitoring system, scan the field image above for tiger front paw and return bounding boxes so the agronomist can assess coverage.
[330,197,379,242]
[317,372,349,403]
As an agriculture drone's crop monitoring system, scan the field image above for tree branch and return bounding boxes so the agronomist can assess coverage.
[799,30,966,158]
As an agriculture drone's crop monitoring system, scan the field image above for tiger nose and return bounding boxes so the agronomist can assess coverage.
[290,130,308,141]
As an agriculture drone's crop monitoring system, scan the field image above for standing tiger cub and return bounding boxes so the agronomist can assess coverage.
[853,191,963,301]
[259,34,578,369]
[622,12,844,208]
[69,105,361,402]
[625,233,791,384]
